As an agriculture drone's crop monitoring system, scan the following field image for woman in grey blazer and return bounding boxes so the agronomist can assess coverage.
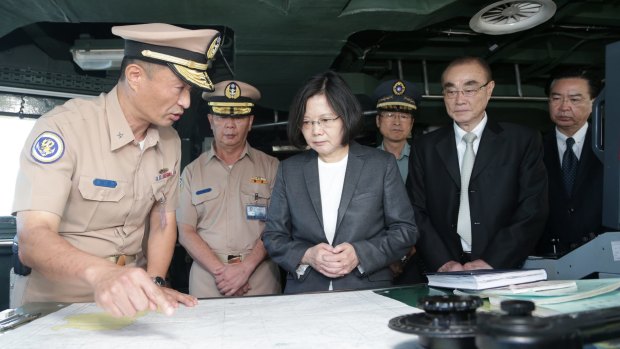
[262,71,419,294]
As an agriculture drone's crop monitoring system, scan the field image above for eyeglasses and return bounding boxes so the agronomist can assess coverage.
[443,81,491,99]
[379,112,412,121]
[301,116,341,130]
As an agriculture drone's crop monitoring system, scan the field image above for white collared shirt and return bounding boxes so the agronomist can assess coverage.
[556,123,588,165]
[453,114,488,172]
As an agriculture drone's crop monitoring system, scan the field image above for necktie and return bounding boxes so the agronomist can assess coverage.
[457,132,477,246]
[562,137,578,196]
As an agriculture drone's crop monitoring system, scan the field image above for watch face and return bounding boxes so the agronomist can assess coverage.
[153,276,166,287]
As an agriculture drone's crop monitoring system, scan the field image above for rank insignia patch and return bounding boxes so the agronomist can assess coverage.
[155,169,174,181]
[31,131,64,164]
[250,176,268,184]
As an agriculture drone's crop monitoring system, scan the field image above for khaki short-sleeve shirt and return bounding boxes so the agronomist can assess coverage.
[177,144,280,296]
[177,143,278,253]
[12,86,181,303]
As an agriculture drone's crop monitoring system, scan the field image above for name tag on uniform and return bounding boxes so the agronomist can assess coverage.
[246,204,267,221]
[196,188,212,195]
[93,178,118,188]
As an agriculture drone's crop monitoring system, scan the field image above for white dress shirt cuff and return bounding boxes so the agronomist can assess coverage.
[296,264,309,279]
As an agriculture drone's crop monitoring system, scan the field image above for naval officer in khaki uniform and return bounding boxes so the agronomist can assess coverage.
[177,80,281,297]
[11,23,222,317]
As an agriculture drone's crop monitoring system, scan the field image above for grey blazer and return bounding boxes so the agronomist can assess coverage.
[262,141,418,294]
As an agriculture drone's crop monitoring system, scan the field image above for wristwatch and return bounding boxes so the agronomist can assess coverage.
[153,276,166,287]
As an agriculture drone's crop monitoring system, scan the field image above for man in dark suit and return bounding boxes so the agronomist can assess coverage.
[535,69,604,256]
[408,56,548,272]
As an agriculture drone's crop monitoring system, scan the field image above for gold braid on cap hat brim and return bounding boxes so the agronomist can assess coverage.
[376,101,417,111]
[209,101,254,116]
[142,50,208,70]
[172,64,214,91]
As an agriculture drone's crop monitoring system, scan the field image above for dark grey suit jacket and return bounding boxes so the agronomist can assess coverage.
[262,141,418,294]
[408,120,548,272]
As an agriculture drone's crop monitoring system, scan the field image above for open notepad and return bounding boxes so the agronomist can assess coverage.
[426,269,548,290]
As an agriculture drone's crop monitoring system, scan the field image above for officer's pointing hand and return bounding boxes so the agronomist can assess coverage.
[92,266,192,317]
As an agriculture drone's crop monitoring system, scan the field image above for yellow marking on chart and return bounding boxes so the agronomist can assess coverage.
[52,311,147,331]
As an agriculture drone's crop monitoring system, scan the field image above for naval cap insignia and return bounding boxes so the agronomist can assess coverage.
[207,34,222,60]
[225,82,241,99]
[392,81,406,96]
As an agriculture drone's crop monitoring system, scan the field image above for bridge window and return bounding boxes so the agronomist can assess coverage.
[0,115,36,215]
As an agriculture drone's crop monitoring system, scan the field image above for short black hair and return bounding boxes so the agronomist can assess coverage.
[287,71,362,149]
[441,56,493,85]
[547,68,602,99]
[118,57,161,81]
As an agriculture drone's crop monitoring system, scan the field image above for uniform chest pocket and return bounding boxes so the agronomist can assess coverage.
[191,185,221,206]
[240,182,272,205]
[78,176,125,202]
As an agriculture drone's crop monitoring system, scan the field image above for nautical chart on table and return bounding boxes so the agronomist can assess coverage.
[1,290,422,348]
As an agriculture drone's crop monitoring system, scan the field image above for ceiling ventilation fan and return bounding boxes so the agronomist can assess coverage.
[469,0,557,35]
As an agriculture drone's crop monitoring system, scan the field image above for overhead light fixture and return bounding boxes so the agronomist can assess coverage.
[71,48,124,70]
[469,0,557,35]
[70,38,125,70]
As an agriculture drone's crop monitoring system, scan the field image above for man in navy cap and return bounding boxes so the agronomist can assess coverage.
[373,79,424,284]
[373,79,421,182]
[177,80,281,298]
[12,23,221,317]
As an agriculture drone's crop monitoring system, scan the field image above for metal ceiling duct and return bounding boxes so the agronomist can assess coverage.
[469,0,557,35]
